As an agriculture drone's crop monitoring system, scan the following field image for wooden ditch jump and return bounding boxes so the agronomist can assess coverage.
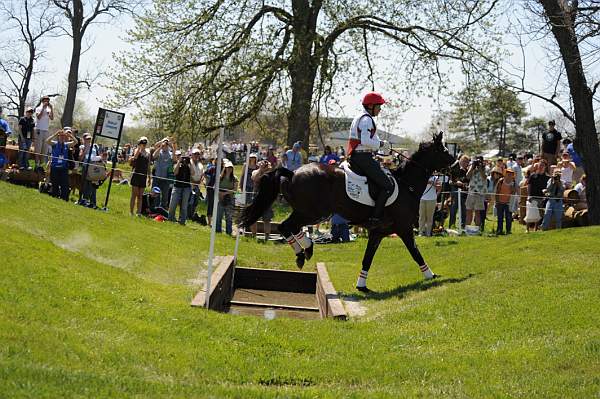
[191,256,347,320]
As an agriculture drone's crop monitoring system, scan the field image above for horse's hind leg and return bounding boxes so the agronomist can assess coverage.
[279,212,314,268]
[399,231,437,280]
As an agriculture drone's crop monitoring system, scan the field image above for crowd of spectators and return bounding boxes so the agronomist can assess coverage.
[0,102,591,239]
[438,120,587,236]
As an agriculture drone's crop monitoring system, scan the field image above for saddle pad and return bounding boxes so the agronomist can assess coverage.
[340,161,399,207]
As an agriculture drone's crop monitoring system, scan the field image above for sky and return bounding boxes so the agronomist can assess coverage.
[4,3,581,139]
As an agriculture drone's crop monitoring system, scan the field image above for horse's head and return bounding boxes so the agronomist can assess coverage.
[413,132,456,174]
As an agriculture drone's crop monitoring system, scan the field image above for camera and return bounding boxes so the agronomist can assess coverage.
[181,156,190,163]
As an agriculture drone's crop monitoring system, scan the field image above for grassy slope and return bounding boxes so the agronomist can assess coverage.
[0,181,599,398]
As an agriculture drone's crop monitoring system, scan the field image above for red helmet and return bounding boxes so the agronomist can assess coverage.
[362,92,386,106]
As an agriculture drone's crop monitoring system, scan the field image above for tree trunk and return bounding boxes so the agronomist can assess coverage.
[20,43,36,117]
[287,68,317,149]
[62,34,81,128]
[286,0,320,150]
[61,0,84,128]
[540,0,600,225]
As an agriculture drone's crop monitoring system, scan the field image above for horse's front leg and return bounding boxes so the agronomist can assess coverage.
[399,231,437,280]
[356,233,384,292]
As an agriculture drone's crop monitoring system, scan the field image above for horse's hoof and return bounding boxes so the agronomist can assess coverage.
[304,244,313,260]
[295,252,305,269]
[426,274,440,280]
[356,285,371,293]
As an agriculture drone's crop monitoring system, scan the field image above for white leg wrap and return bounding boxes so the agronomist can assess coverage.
[285,235,303,254]
[294,231,312,249]
[420,264,435,279]
[356,270,368,288]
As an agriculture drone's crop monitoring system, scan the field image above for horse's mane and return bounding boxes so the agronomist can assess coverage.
[393,140,433,178]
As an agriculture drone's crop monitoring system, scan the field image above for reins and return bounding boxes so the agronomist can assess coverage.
[389,148,455,198]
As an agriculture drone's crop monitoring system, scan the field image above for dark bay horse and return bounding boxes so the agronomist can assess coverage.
[240,132,456,291]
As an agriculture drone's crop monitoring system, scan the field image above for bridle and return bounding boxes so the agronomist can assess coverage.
[389,148,458,196]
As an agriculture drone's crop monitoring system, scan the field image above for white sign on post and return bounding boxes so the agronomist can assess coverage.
[94,108,125,140]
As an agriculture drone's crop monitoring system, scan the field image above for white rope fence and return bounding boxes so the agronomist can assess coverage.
[4,147,586,211]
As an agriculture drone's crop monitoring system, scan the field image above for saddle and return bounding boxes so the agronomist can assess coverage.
[340,161,399,207]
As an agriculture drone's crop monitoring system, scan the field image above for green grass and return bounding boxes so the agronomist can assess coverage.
[0,181,599,398]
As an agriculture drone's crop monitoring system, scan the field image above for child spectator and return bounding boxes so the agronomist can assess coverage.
[558,152,576,189]
[141,186,169,218]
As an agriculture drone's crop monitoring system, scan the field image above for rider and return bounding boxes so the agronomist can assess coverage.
[347,92,392,227]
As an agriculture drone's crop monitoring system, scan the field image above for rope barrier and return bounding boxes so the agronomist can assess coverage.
[4,147,587,206]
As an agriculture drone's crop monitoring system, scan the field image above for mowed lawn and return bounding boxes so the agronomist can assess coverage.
[0,181,599,398]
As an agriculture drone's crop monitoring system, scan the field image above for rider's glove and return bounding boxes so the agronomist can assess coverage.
[378,140,392,156]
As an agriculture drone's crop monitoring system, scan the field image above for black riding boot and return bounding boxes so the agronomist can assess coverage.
[367,189,392,228]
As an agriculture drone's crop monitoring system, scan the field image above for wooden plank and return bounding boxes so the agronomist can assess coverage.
[229,300,319,312]
[191,255,235,310]
[234,267,316,293]
[316,263,348,320]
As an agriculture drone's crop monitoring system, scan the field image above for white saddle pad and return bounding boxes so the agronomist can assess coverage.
[340,161,399,207]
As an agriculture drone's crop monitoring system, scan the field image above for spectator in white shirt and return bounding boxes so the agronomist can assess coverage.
[34,95,54,167]
[419,175,440,236]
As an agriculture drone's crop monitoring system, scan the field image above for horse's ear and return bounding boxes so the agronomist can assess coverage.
[433,131,443,144]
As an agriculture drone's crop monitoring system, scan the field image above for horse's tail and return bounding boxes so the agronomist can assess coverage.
[239,167,293,228]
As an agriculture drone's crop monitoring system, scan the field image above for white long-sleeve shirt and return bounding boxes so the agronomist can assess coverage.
[349,112,381,152]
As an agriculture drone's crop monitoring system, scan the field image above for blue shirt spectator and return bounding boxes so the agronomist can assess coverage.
[285,144,303,171]
[567,143,583,167]
[0,118,11,135]
[319,145,339,165]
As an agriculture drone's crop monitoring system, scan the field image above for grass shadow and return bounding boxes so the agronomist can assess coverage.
[350,273,476,302]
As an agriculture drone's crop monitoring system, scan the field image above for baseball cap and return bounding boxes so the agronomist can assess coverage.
[175,150,182,155]
[249,153,258,159]
[152,186,161,194]
[83,132,92,139]
[192,148,201,154]
[223,159,233,168]
[293,142,301,148]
